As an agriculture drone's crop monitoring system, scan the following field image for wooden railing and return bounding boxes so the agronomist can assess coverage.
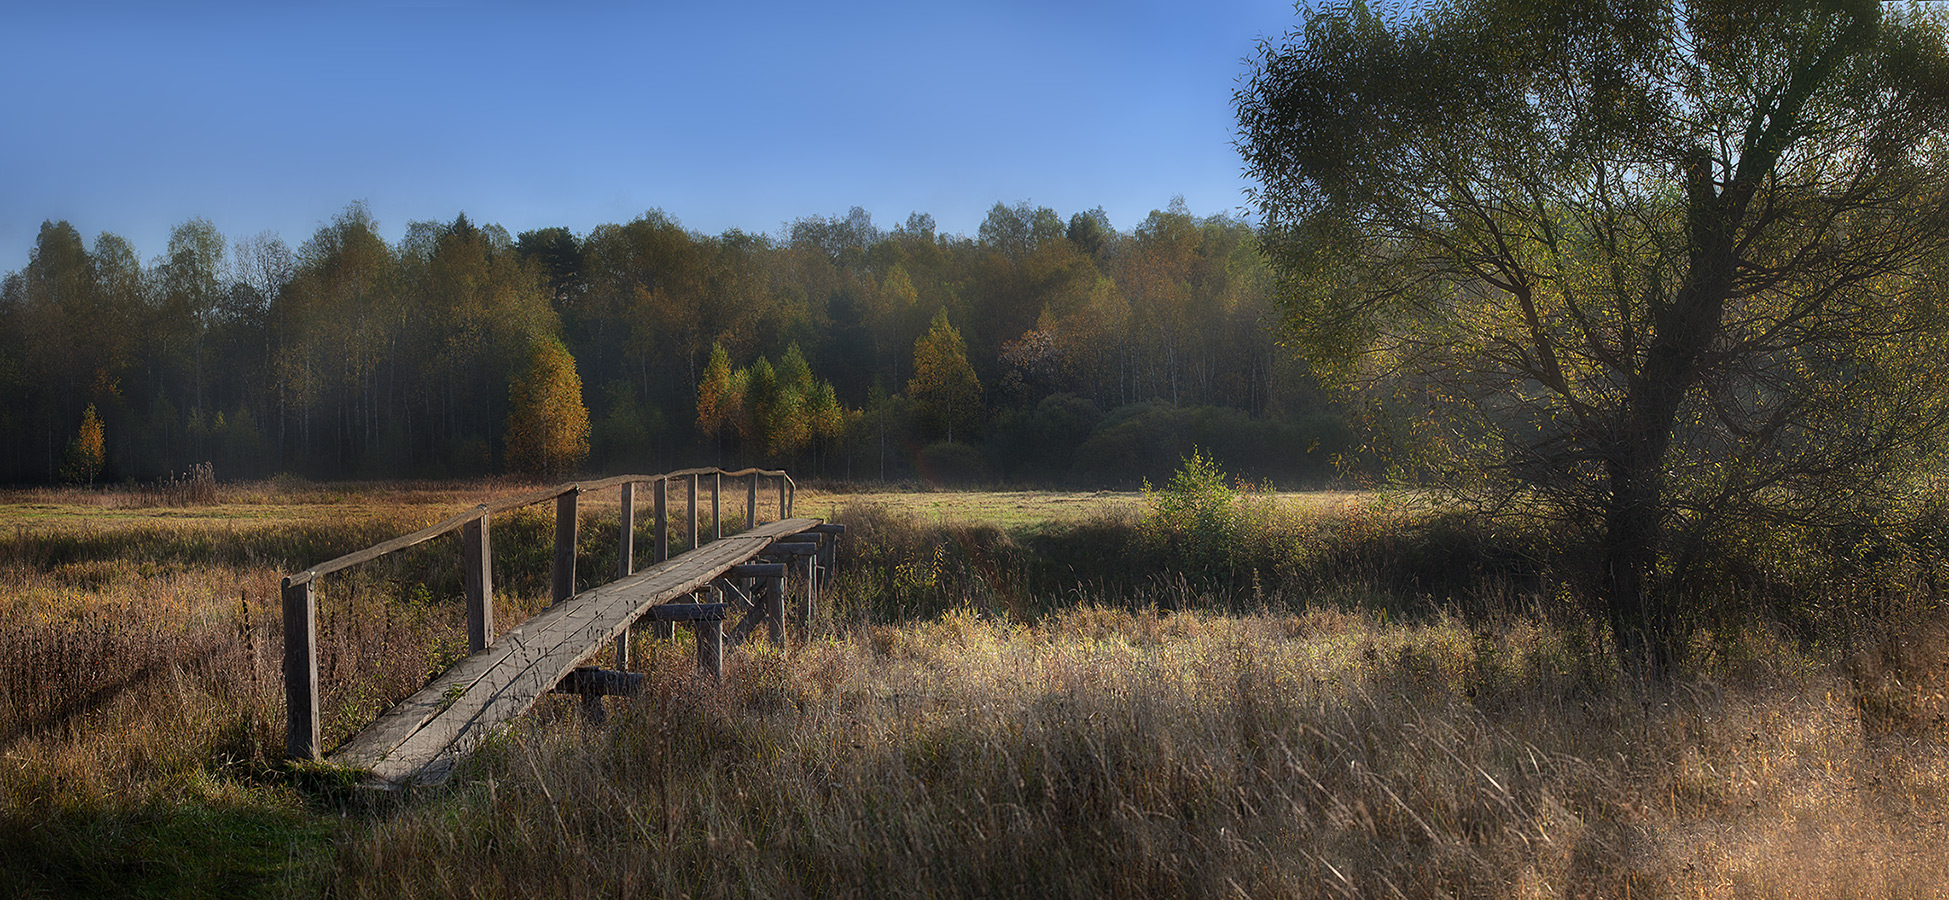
[281,468,797,761]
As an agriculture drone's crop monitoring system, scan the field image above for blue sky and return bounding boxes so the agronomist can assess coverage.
[1,0,1302,270]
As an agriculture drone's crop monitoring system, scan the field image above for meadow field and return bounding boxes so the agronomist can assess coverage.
[2,477,1948,897]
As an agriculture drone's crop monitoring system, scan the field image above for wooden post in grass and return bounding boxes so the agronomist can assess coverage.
[746,472,758,530]
[687,472,699,552]
[463,512,493,653]
[779,475,789,520]
[282,576,319,761]
[712,471,722,541]
[552,488,578,605]
[616,482,635,668]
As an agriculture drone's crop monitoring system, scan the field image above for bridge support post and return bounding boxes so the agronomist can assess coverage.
[552,489,579,605]
[767,569,786,646]
[809,523,846,590]
[282,576,320,761]
[746,472,758,530]
[800,554,816,632]
[712,471,722,541]
[698,618,723,678]
[464,513,493,653]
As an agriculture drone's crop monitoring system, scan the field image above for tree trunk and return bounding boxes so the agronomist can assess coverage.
[1602,152,1742,679]
[1603,454,1671,679]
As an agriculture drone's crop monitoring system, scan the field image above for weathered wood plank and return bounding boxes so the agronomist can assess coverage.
[643,602,728,622]
[329,517,819,784]
[727,562,788,577]
[552,667,644,696]
[286,470,796,587]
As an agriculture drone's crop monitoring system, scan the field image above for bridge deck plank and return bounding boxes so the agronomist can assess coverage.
[327,517,820,785]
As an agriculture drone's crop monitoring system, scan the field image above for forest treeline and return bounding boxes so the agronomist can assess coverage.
[0,200,1349,487]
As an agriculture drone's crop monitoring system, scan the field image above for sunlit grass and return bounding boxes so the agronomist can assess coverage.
[330,607,1949,898]
[3,479,1948,897]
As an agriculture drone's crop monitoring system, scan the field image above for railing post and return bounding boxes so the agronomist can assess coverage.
[746,472,758,530]
[654,477,668,563]
[653,477,673,639]
[552,488,579,605]
[779,475,789,520]
[619,482,636,577]
[616,482,635,669]
[712,471,722,541]
[282,576,319,761]
[464,512,493,653]
[687,472,699,552]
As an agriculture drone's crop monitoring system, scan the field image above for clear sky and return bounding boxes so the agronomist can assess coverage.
[1,0,1302,271]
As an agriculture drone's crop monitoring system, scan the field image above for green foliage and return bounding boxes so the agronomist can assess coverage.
[1141,449,1242,582]
[1237,0,1949,674]
[908,310,982,443]
[0,196,1333,485]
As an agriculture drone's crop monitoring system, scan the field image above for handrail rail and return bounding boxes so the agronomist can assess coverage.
[282,467,794,587]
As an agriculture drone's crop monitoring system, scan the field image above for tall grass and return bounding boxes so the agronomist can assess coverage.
[328,606,1949,898]
[4,481,1949,897]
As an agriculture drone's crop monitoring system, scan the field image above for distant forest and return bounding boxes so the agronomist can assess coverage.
[0,200,1350,487]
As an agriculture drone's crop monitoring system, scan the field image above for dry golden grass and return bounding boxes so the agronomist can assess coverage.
[2,481,1948,898]
[328,606,1949,899]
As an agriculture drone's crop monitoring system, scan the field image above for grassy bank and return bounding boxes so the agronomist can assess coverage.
[1,480,1946,897]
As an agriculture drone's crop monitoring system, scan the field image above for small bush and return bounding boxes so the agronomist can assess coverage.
[1141,448,1241,584]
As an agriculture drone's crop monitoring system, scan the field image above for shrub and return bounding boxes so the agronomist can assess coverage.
[1140,449,1241,586]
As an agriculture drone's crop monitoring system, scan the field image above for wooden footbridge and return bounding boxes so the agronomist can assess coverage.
[280,468,841,786]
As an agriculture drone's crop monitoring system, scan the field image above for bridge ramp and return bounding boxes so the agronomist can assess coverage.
[329,517,820,785]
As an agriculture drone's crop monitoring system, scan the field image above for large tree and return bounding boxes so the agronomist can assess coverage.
[1238,0,1949,673]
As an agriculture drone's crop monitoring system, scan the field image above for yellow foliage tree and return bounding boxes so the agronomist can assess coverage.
[61,404,105,485]
[695,342,737,454]
[505,337,590,479]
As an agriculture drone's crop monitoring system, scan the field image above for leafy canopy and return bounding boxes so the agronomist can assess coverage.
[1238,0,1949,671]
